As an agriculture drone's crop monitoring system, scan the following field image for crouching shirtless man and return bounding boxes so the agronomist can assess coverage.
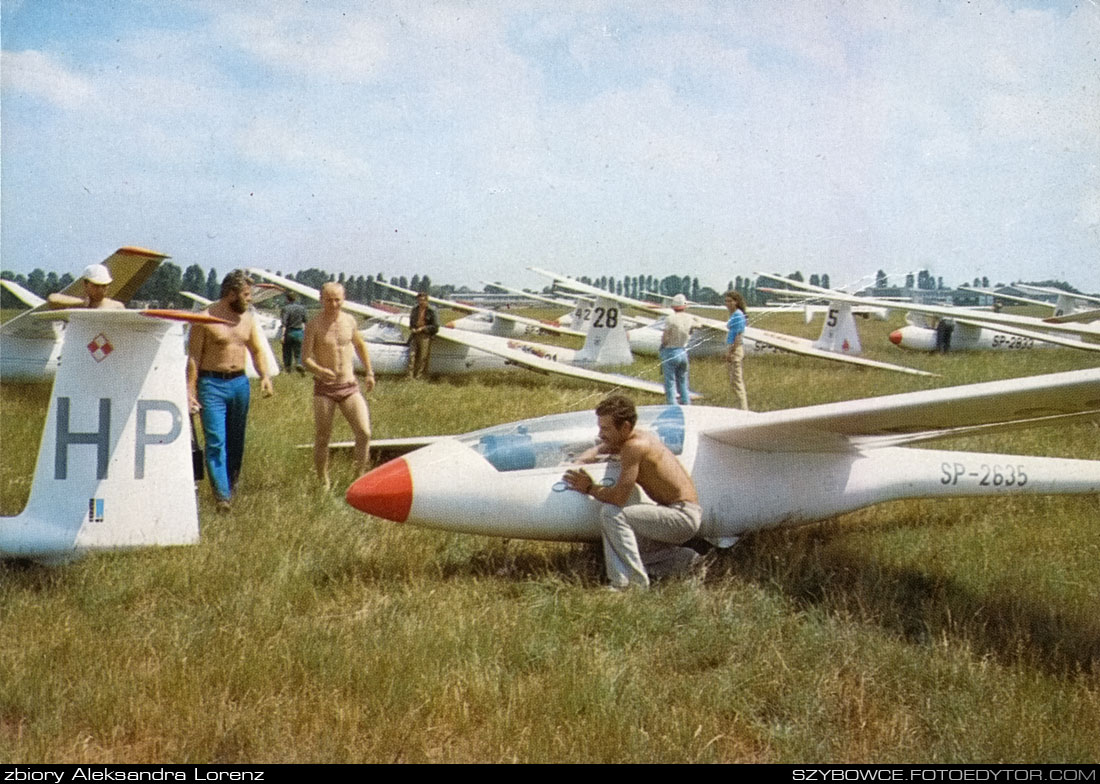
[562,394,702,590]
[302,282,375,490]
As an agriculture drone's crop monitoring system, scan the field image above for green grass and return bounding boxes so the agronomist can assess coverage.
[1,311,1098,762]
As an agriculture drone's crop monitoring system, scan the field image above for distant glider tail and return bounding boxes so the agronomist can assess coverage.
[0,309,201,563]
[574,296,634,367]
[813,301,862,355]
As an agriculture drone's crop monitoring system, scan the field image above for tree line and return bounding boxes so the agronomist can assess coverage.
[5,262,1082,312]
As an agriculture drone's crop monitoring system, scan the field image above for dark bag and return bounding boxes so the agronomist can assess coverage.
[190,414,205,481]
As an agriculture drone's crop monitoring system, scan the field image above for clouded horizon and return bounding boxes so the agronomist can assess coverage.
[3,0,1098,293]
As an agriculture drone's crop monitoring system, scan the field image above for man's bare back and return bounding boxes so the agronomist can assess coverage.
[619,429,698,507]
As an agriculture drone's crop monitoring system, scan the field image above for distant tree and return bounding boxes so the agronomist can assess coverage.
[876,269,888,288]
[420,275,431,294]
[206,269,219,299]
[982,276,989,288]
[810,274,821,287]
[821,273,830,288]
[58,273,74,290]
[181,264,206,297]
[135,262,183,306]
[616,280,623,295]
[681,276,691,298]
[691,277,700,301]
[296,268,330,290]
[410,274,421,292]
[697,286,721,305]
[43,272,60,295]
[787,271,804,283]
[27,268,46,296]
[905,272,915,289]
[937,276,944,289]
[973,277,981,288]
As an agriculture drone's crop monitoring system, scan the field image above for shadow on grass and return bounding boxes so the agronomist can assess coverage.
[442,541,605,585]
[0,558,70,591]
[709,524,1100,678]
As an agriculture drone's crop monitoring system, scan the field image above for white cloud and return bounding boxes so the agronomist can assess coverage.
[213,7,388,82]
[0,50,95,109]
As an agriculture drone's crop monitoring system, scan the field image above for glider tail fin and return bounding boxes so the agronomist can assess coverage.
[813,301,862,355]
[574,295,634,367]
[1,310,199,563]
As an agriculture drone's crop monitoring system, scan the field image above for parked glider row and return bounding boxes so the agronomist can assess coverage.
[3,296,1097,564]
[756,273,1100,354]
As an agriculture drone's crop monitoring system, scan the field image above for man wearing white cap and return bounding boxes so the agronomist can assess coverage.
[659,293,700,406]
[47,263,126,310]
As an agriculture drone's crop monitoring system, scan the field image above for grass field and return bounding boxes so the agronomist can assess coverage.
[1,308,1098,763]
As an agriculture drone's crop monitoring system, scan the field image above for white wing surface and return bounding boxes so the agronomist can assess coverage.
[374,278,585,338]
[702,368,1100,453]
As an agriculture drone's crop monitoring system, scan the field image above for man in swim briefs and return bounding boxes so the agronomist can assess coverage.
[302,282,375,490]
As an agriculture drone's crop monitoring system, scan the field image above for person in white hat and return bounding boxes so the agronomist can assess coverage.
[47,263,126,310]
[659,293,701,405]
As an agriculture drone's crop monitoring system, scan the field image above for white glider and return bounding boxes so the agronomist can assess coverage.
[532,268,935,377]
[249,268,673,397]
[373,278,587,339]
[756,273,1100,354]
[346,369,1100,547]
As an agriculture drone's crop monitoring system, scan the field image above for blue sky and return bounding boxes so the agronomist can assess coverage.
[3,0,1098,292]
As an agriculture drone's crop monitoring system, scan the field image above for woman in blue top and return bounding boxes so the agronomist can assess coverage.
[724,291,748,409]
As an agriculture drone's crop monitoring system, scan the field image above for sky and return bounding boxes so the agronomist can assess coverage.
[2,0,1098,293]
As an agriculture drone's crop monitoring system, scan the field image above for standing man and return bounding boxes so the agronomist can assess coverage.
[187,270,274,511]
[279,290,308,373]
[659,293,699,406]
[302,282,375,490]
[562,395,702,590]
[47,264,126,310]
[406,290,438,379]
[724,290,748,410]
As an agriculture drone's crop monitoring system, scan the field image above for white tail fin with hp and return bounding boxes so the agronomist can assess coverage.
[574,296,634,367]
[813,301,862,355]
[1,309,202,563]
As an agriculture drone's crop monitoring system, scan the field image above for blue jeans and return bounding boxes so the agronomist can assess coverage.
[659,347,690,405]
[197,374,250,502]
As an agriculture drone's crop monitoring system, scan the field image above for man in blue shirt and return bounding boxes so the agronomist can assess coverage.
[724,291,748,409]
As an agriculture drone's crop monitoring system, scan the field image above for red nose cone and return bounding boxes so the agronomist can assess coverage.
[346,458,413,522]
[889,329,903,346]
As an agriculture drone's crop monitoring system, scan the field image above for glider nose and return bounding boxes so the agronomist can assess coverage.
[346,458,413,522]
[889,329,903,346]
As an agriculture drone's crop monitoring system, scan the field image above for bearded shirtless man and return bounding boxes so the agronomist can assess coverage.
[187,269,274,510]
[302,282,375,490]
[563,394,702,589]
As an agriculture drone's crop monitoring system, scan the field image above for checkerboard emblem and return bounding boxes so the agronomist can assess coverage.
[87,333,113,362]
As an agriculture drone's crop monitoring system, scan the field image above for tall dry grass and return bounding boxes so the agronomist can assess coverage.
[1,308,1098,762]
